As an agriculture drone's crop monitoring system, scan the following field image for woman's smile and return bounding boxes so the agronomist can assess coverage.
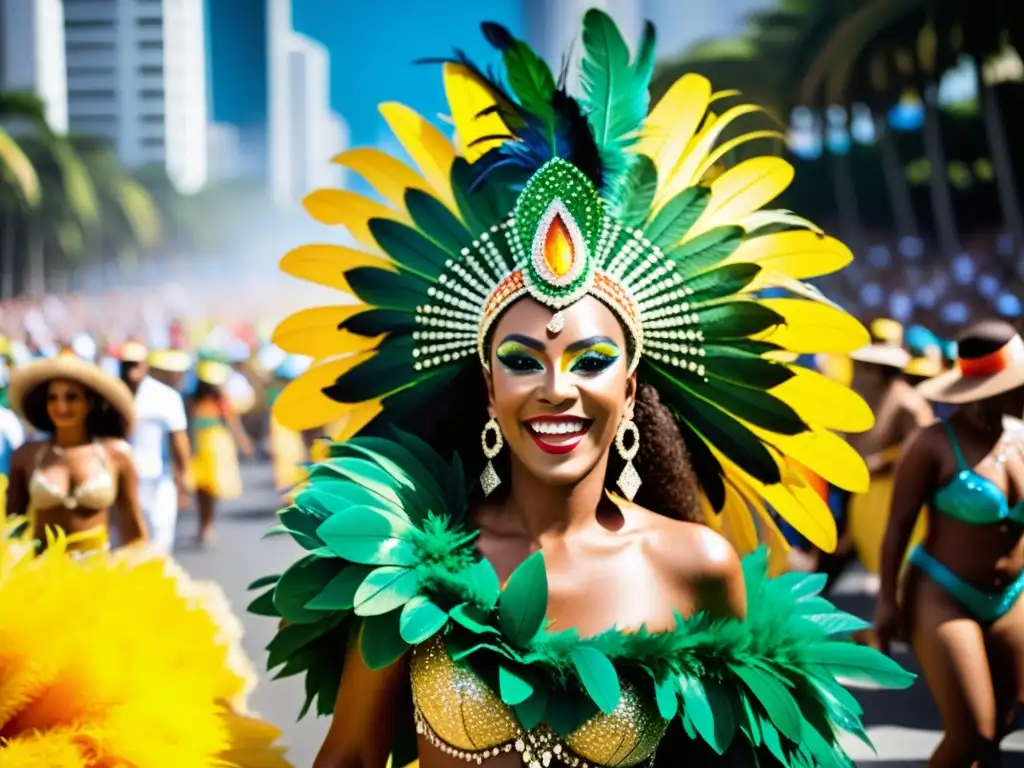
[524,414,594,454]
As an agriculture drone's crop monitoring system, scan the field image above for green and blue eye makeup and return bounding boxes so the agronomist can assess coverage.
[496,338,545,373]
[562,338,621,374]
[495,334,622,375]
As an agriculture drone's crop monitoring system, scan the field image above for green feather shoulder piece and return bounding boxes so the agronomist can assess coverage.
[251,433,913,767]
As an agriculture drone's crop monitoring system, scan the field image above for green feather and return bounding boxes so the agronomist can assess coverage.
[248,573,281,591]
[498,550,548,646]
[342,308,417,337]
[514,686,549,731]
[354,566,421,617]
[685,263,762,303]
[274,555,345,624]
[679,673,719,750]
[610,154,657,227]
[369,218,450,276]
[247,587,277,617]
[267,616,342,671]
[317,505,416,567]
[580,10,656,201]
[643,187,710,250]
[405,188,470,255]
[570,645,621,714]
[692,377,806,435]
[669,413,726,509]
[500,38,556,123]
[307,565,374,611]
[698,301,784,341]
[802,642,916,689]
[703,356,793,390]
[734,665,804,742]
[498,662,535,706]
[451,158,516,236]
[360,611,409,669]
[325,336,418,403]
[344,267,427,312]
[668,225,744,278]
[646,362,782,484]
[399,595,449,644]
[705,678,739,753]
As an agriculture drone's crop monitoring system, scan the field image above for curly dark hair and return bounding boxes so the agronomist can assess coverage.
[22,380,128,439]
[376,366,705,523]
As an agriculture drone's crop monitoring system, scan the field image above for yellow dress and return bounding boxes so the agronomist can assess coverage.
[191,398,243,500]
[848,444,927,573]
[269,416,308,492]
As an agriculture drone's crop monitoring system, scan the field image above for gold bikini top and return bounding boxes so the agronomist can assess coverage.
[29,442,118,512]
[410,638,668,768]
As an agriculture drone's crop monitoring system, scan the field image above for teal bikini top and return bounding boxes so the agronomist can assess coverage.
[932,421,1024,526]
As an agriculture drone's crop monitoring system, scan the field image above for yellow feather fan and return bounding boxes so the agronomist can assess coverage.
[0,514,292,768]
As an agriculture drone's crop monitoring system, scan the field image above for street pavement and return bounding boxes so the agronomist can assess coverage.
[173,462,1024,768]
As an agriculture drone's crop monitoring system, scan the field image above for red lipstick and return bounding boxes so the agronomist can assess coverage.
[523,415,592,455]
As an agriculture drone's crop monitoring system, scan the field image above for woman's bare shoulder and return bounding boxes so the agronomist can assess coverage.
[12,439,46,466]
[99,437,133,466]
[626,501,741,583]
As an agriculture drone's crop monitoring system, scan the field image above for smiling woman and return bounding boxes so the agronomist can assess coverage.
[254,9,911,768]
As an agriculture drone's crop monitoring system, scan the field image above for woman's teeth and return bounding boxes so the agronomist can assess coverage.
[528,420,588,435]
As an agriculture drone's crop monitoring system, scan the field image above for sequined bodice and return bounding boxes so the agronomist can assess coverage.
[410,638,668,768]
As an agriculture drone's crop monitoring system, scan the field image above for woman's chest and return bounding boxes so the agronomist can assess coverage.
[477,536,692,637]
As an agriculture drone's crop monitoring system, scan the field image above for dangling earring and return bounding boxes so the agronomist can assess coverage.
[615,417,641,501]
[480,417,504,497]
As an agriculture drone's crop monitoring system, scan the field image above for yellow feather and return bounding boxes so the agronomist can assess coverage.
[771,365,875,434]
[731,477,792,576]
[379,102,457,211]
[272,306,383,360]
[739,209,823,235]
[717,450,838,553]
[302,190,402,250]
[692,129,783,184]
[724,231,853,280]
[654,103,763,213]
[744,272,838,303]
[748,422,870,493]
[329,399,384,443]
[332,148,431,214]
[443,63,508,163]
[636,74,712,202]
[754,298,870,353]
[279,245,391,294]
[816,353,855,387]
[719,479,760,555]
[273,352,377,431]
[686,156,793,241]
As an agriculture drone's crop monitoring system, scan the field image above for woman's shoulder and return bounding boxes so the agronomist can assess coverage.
[626,501,742,585]
[99,437,133,464]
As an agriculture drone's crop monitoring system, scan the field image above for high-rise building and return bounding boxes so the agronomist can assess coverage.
[0,0,68,133]
[267,0,347,206]
[63,0,209,193]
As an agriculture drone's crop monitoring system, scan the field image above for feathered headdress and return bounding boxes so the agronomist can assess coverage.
[272,10,873,554]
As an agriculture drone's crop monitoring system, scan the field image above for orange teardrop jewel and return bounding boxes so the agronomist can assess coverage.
[542,214,575,278]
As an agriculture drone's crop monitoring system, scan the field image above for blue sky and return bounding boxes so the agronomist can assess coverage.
[293,0,523,147]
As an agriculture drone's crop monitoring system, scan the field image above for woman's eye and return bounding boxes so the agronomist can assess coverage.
[498,353,544,373]
[570,352,617,374]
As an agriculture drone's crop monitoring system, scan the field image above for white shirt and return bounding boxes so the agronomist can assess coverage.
[130,376,188,482]
[0,406,25,476]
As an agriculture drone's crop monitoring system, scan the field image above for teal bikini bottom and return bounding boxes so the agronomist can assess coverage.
[909,546,1024,624]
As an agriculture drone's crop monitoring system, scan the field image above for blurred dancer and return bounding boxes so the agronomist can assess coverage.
[119,342,192,554]
[876,320,1024,766]
[5,354,146,550]
[190,360,253,547]
[148,348,192,391]
[847,326,933,573]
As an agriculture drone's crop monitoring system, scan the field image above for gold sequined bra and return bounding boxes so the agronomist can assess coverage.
[410,638,668,768]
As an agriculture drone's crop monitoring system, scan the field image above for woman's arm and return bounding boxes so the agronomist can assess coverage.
[878,426,937,605]
[108,440,148,545]
[314,628,409,768]
[6,443,33,518]
[220,397,254,458]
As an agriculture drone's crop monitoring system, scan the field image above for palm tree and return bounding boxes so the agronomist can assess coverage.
[0,126,40,298]
[800,0,1024,259]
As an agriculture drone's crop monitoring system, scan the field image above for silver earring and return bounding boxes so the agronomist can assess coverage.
[480,417,504,497]
[615,418,641,502]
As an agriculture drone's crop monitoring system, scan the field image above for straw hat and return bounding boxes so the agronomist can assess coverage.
[849,316,911,369]
[196,360,231,387]
[119,341,148,363]
[149,349,193,373]
[917,321,1024,404]
[8,354,136,435]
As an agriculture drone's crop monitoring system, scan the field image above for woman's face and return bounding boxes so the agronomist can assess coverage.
[485,296,636,487]
[46,379,93,430]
